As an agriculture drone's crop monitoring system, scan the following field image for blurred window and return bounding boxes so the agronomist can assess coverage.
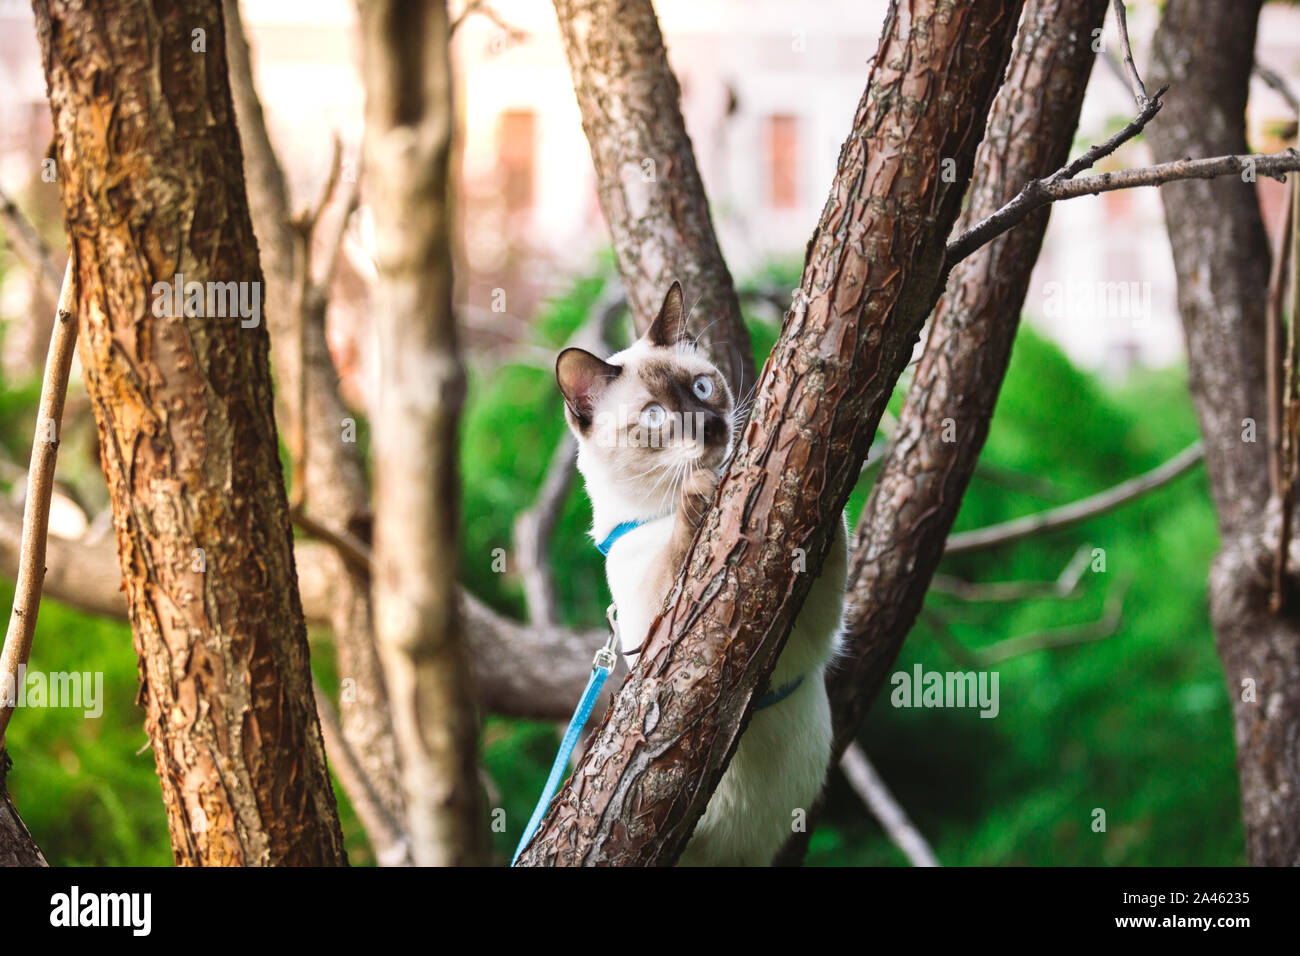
[498,109,535,212]
[767,113,798,209]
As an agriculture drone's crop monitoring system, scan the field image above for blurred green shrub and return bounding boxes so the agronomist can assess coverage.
[1,268,1237,866]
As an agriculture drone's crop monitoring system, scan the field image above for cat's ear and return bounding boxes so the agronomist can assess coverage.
[644,281,686,347]
[556,347,620,427]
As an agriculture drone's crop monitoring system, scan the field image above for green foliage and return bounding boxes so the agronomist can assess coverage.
[806,329,1236,866]
[1,588,172,865]
[1,271,1238,866]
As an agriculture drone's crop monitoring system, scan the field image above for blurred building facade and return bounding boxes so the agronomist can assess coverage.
[2,0,1300,386]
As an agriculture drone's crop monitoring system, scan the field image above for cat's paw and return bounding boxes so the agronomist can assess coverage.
[677,466,718,530]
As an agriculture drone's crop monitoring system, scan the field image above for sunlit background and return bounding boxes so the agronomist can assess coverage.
[0,0,1292,864]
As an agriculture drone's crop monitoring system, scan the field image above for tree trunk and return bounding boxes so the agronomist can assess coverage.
[767,0,1108,866]
[552,0,755,400]
[517,0,1024,866]
[33,0,346,866]
[359,0,487,866]
[1147,0,1300,866]
[829,0,1109,757]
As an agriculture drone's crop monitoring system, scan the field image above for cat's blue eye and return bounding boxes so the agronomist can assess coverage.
[693,376,713,400]
[640,403,667,427]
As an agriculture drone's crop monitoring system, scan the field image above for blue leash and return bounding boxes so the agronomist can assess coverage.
[512,606,620,865]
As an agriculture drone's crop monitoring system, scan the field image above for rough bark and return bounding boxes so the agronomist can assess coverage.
[1147,0,1300,866]
[517,0,1024,867]
[223,0,407,832]
[359,0,486,866]
[33,0,346,865]
[829,0,1109,759]
[0,776,45,866]
[551,0,755,400]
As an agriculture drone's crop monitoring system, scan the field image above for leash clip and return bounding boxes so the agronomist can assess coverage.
[593,603,619,671]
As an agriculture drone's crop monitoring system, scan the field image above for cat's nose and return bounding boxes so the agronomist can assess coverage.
[703,412,728,447]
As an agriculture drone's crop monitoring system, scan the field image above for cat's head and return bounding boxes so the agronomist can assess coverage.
[556,282,736,509]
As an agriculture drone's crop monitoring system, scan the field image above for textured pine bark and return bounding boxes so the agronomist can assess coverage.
[359,0,487,866]
[33,0,346,865]
[552,0,755,399]
[0,781,45,866]
[517,0,1024,866]
[828,0,1110,759]
[1147,0,1300,866]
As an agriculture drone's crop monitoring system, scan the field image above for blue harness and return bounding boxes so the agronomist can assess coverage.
[511,518,804,864]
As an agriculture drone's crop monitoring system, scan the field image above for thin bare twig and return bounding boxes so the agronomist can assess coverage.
[0,261,76,745]
[944,443,1204,556]
[1267,176,1293,501]
[926,577,1129,667]
[513,289,623,625]
[1274,176,1300,611]
[1254,62,1300,119]
[291,507,373,577]
[449,0,527,44]
[288,136,348,511]
[0,186,63,301]
[947,84,1165,266]
[950,148,1300,268]
[981,579,1129,663]
[931,543,1091,602]
[839,744,940,867]
[1109,0,1149,108]
[312,681,412,866]
[514,434,576,627]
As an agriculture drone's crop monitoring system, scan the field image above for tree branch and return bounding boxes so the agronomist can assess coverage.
[512,289,622,625]
[0,757,46,866]
[360,0,486,866]
[1267,177,1292,502]
[926,576,1129,666]
[1109,0,1149,108]
[931,543,1092,602]
[0,185,63,301]
[450,0,526,44]
[1254,61,1300,118]
[839,743,939,867]
[950,148,1300,268]
[0,262,74,869]
[550,0,755,400]
[0,261,76,745]
[1275,175,1300,611]
[312,681,412,866]
[944,442,1204,556]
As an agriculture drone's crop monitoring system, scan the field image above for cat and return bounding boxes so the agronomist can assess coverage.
[555,281,848,866]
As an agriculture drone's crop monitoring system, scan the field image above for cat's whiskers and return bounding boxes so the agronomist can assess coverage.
[615,455,678,488]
